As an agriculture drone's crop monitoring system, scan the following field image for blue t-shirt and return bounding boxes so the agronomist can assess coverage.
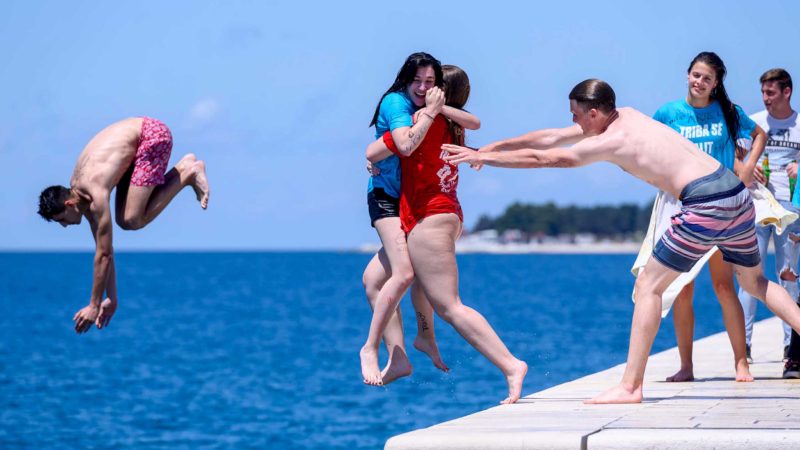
[653,99,756,171]
[368,92,415,198]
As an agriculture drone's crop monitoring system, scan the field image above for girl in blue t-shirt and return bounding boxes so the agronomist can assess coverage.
[653,51,767,384]
[360,52,449,386]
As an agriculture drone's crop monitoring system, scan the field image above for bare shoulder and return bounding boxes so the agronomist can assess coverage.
[86,186,111,211]
[568,131,622,166]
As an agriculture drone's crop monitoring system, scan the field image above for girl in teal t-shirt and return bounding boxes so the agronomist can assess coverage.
[652,51,767,384]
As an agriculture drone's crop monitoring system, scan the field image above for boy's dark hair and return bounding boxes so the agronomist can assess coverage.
[568,79,616,113]
[760,68,793,94]
[38,185,71,221]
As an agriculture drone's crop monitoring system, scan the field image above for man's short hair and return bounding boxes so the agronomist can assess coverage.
[569,79,616,113]
[760,68,792,92]
[38,185,71,221]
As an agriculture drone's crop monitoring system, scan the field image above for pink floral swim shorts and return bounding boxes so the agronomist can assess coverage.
[131,117,173,187]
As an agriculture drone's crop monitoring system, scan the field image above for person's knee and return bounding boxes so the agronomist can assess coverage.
[362,272,378,296]
[362,266,374,288]
[712,279,736,299]
[120,215,146,230]
[435,302,463,324]
[116,217,134,230]
[738,274,766,299]
[634,275,663,300]
[393,266,414,289]
[780,268,798,282]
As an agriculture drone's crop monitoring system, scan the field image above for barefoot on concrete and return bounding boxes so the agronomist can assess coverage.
[500,360,528,405]
[360,346,383,386]
[381,347,413,385]
[414,336,449,372]
[735,359,753,382]
[665,366,695,382]
[584,383,643,404]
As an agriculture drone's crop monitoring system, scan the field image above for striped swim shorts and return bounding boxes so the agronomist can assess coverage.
[653,165,760,273]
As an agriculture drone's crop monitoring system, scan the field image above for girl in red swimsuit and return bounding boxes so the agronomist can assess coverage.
[367,66,528,404]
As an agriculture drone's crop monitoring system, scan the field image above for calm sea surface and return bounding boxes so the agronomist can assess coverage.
[0,252,775,449]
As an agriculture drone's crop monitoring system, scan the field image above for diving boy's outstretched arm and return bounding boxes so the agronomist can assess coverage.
[73,194,114,333]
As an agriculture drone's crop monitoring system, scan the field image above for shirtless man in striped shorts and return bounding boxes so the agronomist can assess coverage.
[442,78,800,404]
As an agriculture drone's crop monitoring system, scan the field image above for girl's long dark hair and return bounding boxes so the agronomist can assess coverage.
[442,64,471,146]
[688,52,740,146]
[370,52,443,127]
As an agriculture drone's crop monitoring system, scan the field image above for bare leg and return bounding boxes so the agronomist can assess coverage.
[587,257,680,404]
[114,164,134,226]
[360,217,414,386]
[118,154,209,230]
[736,263,800,340]
[408,214,527,404]
[707,254,752,382]
[362,250,411,385]
[779,268,799,348]
[411,281,449,372]
[667,282,695,382]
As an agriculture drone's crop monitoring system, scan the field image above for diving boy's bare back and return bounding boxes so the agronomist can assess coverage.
[38,117,210,333]
[443,79,800,404]
[71,119,145,199]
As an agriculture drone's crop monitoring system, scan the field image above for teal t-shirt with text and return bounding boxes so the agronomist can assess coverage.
[653,99,756,171]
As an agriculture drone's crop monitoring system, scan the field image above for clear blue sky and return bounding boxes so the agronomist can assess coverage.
[2,0,799,250]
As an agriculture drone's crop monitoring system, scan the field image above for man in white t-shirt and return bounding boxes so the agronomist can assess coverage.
[738,68,800,378]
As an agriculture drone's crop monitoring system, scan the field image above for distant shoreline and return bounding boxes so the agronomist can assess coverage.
[359,241,642,255]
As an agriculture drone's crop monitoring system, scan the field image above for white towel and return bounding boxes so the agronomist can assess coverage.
[750,182,798,235]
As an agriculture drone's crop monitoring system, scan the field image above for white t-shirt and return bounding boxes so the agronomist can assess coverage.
[752,110,800,201]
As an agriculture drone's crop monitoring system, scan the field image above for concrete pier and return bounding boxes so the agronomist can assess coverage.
[385,317,800,449]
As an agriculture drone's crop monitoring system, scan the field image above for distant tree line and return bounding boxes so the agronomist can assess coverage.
[473,200,655,241]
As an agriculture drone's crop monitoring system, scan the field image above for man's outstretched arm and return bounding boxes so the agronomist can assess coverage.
[443,144,581,169]
[478,125,585,153]
[73,195,114,333]
[443,133,614,169]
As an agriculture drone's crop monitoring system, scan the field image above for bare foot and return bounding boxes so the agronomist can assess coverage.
[360,346,383,386]
[176,153,197,169]
[735,360,753,382]
[584,383,643,404]
[381,347,413,385]
[191,161,210,209]
[500,360,528,405]
[666,367,694,382]
[413,336,449,372]
[95,297,117,329]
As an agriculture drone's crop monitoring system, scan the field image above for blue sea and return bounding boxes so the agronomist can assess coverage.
[0,252,776,449]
